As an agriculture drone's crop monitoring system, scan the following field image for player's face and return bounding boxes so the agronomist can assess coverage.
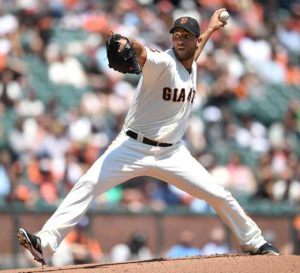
[172,29,197,61]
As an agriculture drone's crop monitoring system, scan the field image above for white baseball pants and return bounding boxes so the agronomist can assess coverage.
[38,130,266,262]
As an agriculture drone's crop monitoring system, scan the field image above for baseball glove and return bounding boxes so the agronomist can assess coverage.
[106,33,142,75]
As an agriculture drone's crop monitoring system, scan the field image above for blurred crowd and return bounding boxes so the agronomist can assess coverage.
[0,0,300,213]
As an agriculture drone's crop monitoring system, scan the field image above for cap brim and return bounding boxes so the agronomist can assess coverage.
[169,26,197,36]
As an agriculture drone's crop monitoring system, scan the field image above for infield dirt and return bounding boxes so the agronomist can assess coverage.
[1,254,299,273]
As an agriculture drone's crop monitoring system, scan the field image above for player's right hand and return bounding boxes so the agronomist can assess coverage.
[208,8,227,32]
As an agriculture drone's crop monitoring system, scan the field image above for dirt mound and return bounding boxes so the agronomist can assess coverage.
[2,255,299,273]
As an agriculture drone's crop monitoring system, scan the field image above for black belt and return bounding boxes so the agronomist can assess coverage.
[126,130,173,147]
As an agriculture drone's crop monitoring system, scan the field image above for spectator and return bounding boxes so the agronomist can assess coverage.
[201,226,230,255]
[47,47,88,88]
[234,114,269,154]
[0,148,12,201]
[254,152,275,200]
[165,230,201,258]
[27,154,58,205]
[225,152,257,196]
[272,166,300,204]
[150,182,182,209]
[256,48,285,83]
[110,232,152,262]
[8,117,29,157]
[285,59,300,85]
[120,187,147,212]
[62,216,103,264]
[17,88,44,117]
[293,214,300,255]
[277,17,300,56]
[199,153,231,189]
[0,69,22,108]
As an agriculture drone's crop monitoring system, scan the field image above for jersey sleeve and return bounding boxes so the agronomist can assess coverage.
[142,47,171,78]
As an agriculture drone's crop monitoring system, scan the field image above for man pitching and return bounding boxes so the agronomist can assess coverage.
[18,9,279,265]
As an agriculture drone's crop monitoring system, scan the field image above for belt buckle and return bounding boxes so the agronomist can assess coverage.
[137,132,144,143]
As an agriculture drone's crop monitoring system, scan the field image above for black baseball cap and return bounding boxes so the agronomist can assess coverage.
[169,16,200,37]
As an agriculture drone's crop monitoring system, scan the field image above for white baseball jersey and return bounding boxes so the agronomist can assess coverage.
[125,48,197,143]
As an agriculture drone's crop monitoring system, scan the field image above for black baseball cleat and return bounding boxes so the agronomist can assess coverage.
[254,243,280,256]
[17,228,46,265]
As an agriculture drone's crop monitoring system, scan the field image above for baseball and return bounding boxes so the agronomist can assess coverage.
[219,10,230,22]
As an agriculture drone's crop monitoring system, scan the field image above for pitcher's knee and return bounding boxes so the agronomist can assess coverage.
[74,175,98,192]
[205,187,234,204]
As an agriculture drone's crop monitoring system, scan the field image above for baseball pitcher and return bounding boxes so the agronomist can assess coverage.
[18,9,279,265]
